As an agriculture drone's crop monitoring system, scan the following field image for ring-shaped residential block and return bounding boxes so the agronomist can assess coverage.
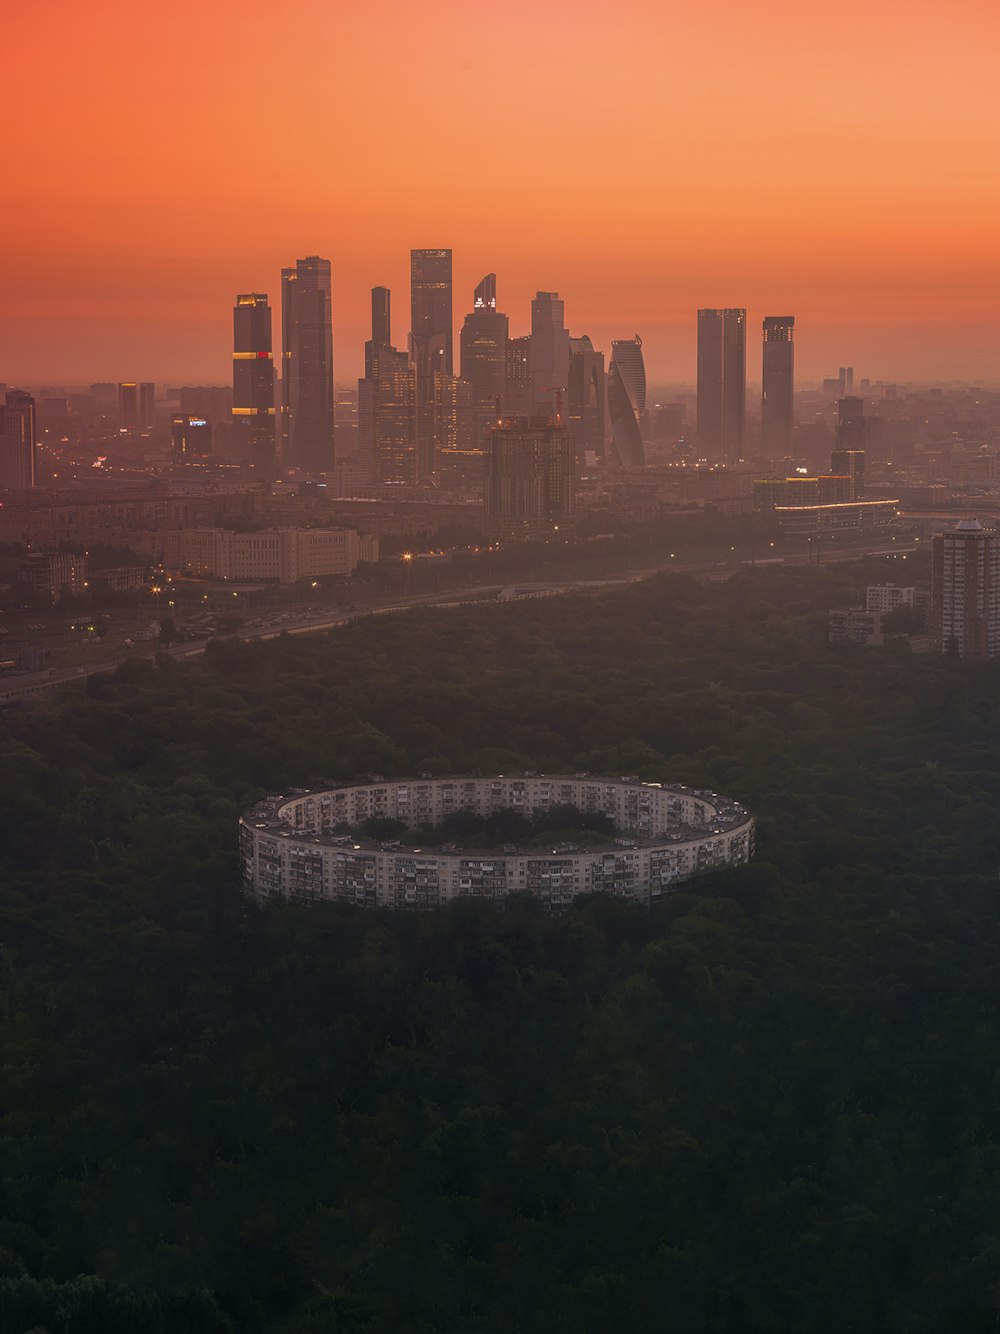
[240,774,754,910]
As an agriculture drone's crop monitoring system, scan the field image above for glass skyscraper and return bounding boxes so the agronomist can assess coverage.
[761,316,794,457]
[608,336,646,470]
[460,274,508,446]
[281,256,334,473]
[233,293,276,473]
[697,308,746,463]
[410,249,452,479]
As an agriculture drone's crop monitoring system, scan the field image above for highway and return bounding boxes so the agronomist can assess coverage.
[0,538,920,706]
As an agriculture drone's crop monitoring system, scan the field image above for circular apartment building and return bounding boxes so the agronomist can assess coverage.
[240,774,754,910]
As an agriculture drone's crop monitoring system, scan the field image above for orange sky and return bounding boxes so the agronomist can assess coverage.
[4,0,999,386]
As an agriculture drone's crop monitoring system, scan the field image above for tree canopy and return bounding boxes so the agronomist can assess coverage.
[1,554,999,1332]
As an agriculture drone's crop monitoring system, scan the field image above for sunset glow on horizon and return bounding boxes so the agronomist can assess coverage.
[5,0,999,385]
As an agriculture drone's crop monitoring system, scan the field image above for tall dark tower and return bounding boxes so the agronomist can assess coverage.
[0,391,36,490]
[359,286,418,484]
[369,286,391,371]
[836,396,867,452]
[460,273,508,446]
[280,255,334,473]
[410,249,452,478]
[505,336,532,416]
[761,316,794,457]
[233,293,276,473]
[697,308,746,463]
[530,291,570,416]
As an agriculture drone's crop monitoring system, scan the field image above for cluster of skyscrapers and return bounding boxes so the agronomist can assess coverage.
[221,249,654,493]
[223,259,801,487]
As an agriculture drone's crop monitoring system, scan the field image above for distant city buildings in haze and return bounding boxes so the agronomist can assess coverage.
[836,396,867,455]
[484,417,575,545]
[0,390,37,490]
[116,381,154,432]
[281,256,334,473]
[607,336,646,470]
[697,308,746,463]
[117,382,137,430]
[931,519,1000,660]
[172,413,212,460]
[232,293,275,473]
[761,316,794,457]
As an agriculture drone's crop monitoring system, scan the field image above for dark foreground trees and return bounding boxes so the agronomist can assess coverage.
[1,559,1000,1331]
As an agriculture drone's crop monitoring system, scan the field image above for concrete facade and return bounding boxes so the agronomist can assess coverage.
[240,773,755,911]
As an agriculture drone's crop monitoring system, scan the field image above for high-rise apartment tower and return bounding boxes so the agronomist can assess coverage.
[930,519,1000,660]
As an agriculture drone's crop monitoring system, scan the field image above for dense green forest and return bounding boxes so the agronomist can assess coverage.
[3,556,1000,1332]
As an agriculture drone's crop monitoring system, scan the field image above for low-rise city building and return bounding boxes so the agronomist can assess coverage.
[154,526,377,582]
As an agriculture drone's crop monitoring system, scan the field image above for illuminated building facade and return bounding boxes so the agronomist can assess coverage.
[567,336,606,465]
[0,391,36,490]
[761,316,794,457]
[753,445,890,535]
[460,274,508,446]
[172,414,213,460]
[608,335,646,469]
[240,774,755,910]
[232,293,276,473]
[281,255,334,473]
[930,519,1000,660]
[697,308,746,462]
[484,417,575,544]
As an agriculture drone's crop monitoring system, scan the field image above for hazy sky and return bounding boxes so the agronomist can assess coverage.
[4,0,999,387]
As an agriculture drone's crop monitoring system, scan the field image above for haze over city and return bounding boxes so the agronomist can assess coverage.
[6,2,1000,1331]
[5,0,999,385]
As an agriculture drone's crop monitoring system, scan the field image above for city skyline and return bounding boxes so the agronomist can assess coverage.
[4,0,998,386]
